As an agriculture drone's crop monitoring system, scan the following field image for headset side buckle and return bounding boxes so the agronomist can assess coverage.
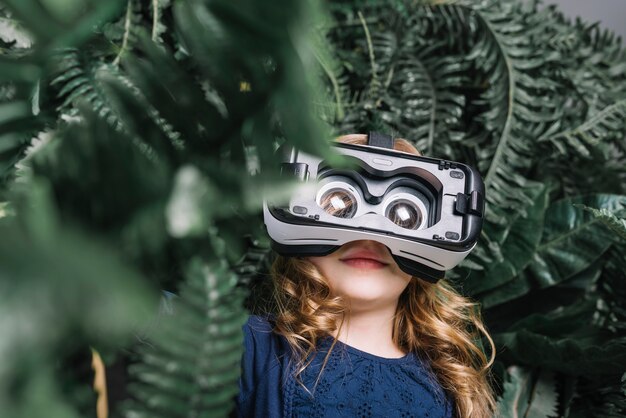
[454,191,484,217]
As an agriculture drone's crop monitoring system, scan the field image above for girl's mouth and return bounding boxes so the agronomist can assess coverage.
[341,258,388,269]
[339,247,390,270]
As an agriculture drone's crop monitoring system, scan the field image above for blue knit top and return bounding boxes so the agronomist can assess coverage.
[237,316,453,417]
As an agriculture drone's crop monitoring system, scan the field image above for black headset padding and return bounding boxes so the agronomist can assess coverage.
[367,132,394,149]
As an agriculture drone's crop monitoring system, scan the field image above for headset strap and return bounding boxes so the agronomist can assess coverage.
[367,131,394,149]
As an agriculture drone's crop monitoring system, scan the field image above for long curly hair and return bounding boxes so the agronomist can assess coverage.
[271,134,496,418]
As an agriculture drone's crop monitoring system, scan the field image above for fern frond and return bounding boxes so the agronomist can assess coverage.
[124,259,247,418]
[149,0,171,43]
[118,38,226,155]
[497,367,559,418]
[535,145,626,198]
[51,49,153,131]
[234,231,274,315]
[597,244,626,333]
[100,70,183,158]
[313,37,346,123]
[540,99,626,158]
[12,129,53,183]
[390,6,471,157]
[454,0,568,226]
[356,11,381,100]
[568,374,626,418]
[327,4,470,159]
[574,204,626,240]
[567,22,626,110]
[109,0,143,66]
[520,6,626,163]
[540,10,626,139]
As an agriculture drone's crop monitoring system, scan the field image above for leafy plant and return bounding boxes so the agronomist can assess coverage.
[323,0,626,416]
[0,0,328,417]
[0,0,624,417]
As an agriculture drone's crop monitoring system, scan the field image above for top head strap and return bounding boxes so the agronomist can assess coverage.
[367,131,394,149]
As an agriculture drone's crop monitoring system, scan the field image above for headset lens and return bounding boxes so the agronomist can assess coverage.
[319,188,358,218]
[386,200,422,229]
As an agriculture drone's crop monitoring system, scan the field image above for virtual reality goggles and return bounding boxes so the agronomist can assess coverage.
[263,132,485,282]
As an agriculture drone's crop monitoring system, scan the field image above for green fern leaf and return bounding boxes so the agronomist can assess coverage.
[496,330,626,376]
[465,181,548,298]
[568,375,626,418]
[99,71,182,160]
[526,370,559,418]
[574,204,626,241]
[234,227,274,314]
[110,0,143,66]
[526,194,625,288]
[598,244,626,334]
[51,50,149,131]
[496,366,533,418]
[149,0,171,43]
[497,367,559,418]
[124,258,247,418]
[529,9,626,164]
[327,4,472,159]
[454,0,568,227]
[540,100,626,158]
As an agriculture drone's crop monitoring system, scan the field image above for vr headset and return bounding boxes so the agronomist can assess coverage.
[262,132,485,282]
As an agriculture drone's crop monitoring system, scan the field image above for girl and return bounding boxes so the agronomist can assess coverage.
[238,134,496,418]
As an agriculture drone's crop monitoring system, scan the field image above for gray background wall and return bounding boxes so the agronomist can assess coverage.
[538,0,626,41]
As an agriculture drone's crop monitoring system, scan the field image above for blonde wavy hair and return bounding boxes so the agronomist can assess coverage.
[271,134,496,418]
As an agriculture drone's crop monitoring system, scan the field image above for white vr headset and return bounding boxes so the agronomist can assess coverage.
[262,132,485,282]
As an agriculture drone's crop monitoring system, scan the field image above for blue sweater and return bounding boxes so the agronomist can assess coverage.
[237,316,453,417]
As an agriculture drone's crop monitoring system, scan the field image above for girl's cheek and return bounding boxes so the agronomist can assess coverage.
[306,256,323,271]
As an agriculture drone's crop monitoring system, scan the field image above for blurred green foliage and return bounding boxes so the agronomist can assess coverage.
[0,0,624,417]
[0,0,328,416]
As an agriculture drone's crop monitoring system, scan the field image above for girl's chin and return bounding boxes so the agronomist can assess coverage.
[334,285,402,306]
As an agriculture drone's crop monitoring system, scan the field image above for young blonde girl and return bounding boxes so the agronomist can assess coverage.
[238,134,496,418]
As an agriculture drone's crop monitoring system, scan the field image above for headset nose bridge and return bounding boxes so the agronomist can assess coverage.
[363,183,387,203]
